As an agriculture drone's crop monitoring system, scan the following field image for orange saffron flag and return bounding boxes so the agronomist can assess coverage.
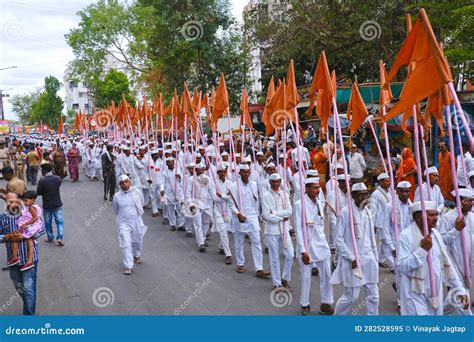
[286,60,300,112]
[211,73,229,129]
[306,51,334,131]
[262,76,276,136]
[381,9,452,123]
[347,83,368,135]
[239,87,253,129]
[58,115,63,134]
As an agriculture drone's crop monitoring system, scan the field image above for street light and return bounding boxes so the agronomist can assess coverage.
[0,88,13,121]
[0,66,18,71]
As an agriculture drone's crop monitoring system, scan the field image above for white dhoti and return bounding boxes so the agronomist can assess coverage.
[234,229,263,271]
[334,284,379,315]
[191,209,212,246]
[265,233,294,287]
[117,219,147,269]
[298,258,333,307]
[212,220,232,257]
[164,203,185,227]
[150,185,162,214]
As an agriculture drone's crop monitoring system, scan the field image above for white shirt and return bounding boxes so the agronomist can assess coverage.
[348,152,366,179]
[262,189,292,235]
[414,183,444,213]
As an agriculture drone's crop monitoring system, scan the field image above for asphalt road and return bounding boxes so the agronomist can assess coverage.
[0,171,399,316]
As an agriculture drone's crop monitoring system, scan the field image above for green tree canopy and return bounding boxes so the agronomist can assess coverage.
[94,69,135,108]
[30,76,64,127]
[9,90,40,124]
[66,0,251,113]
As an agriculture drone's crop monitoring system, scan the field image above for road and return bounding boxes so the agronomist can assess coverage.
[0,172,398,315]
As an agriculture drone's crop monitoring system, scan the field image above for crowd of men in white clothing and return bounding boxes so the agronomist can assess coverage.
[11,133,474,316]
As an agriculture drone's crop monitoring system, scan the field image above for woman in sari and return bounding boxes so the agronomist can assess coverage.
[52,147,67,179]
[312,145,327,190]
[396,147,416,200]
[67,143,81,182]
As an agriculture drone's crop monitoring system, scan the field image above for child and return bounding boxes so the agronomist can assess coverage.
[7,190,43,271]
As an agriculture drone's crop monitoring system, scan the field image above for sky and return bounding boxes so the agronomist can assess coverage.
[0,0,249,121]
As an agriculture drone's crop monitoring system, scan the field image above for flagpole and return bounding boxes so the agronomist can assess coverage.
[444,104,471,284]
[412,104,437,305]
[368,119,388,173]
[332,97,361,275]
[227,111,243,211]
[419,124,432,200]
[448,82,473,149]
[292,108,309,250]
[382,109,399,240]
[452,104,469,184]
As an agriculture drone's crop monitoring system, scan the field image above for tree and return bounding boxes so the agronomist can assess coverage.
[245,0,473,94]
[94,69,135,108]
[65,0,155,92]
[30,76,64,127]
[9,90,40,124]
[66,0,251,112]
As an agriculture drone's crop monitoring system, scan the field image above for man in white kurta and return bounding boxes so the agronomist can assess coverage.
[209,164,233,264]
[160,157,185,230]
[414,166,444,213]
[112,175,148,275]
[149,149,163,217]
[134,146,151,206]
[85,142,98,179]
[439,189,474,315]
[396,201,468,315]
[295,177,334,315]
[185,163,213,251]
[118,146,135,178]
[331,183,379,315]
[326,174,349,251]
[262,173,293,289]
[229,164,270,278]
[371,172,393,269]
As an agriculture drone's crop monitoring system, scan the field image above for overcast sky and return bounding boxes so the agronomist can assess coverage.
[0,0,248,120]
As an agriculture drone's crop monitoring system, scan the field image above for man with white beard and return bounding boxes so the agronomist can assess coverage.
[414,166,445,213]
[185,163,213,252]
[371,172,393,269]
[262,173,293,290]
[112,175,147,275]
[294,177,334,315]
[229,164,270,278]
[396,201,468,315]
[439,189,474,315]
[209,163,233,265]
[160,157,185,231]
[331,183,379,315]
